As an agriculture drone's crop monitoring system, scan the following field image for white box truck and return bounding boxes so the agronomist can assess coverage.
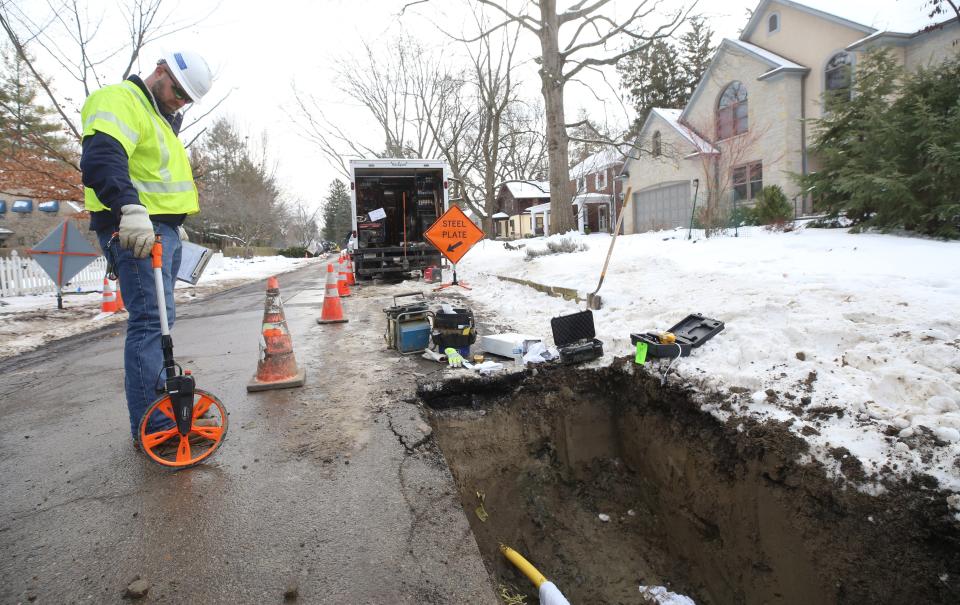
[348,159,450,279]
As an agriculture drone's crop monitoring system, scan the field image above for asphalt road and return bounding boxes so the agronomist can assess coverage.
[0,260,497,604]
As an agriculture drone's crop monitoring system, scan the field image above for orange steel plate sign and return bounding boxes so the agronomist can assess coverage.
[424,205,485,265]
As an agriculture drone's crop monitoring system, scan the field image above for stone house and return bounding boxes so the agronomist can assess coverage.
[620,0,960,234]
[494,181,550,238]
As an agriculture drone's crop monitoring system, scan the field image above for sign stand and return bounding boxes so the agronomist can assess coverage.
[434,263,470,291]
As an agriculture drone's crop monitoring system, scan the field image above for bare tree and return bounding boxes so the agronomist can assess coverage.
[291,36,452,177]
[0,0,221,148]
[464,15,522,233]
[284,200,321,249]
[460,0,692,233]
[498,99,547,182]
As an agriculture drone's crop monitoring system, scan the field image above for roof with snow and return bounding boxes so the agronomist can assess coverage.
[503,181,550,199]
[847,16,959,51]
[570,147,627,180]
[649,108,718,156]
[572,193,612,205]
[723,38,809,80]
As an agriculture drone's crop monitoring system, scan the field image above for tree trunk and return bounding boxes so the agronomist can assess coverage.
[538,1,575,234]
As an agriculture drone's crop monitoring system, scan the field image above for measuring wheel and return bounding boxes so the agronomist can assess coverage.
[139,388,228,468]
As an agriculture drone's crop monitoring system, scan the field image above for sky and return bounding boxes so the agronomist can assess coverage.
[12,0,939,212]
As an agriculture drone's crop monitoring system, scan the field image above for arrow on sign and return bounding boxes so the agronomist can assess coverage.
[447,242,463,252]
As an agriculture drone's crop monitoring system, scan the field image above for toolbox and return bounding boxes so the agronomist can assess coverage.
[384,292,432,354]
[551,310,603,364]
[630,313,724,359]
[432,306,476,356]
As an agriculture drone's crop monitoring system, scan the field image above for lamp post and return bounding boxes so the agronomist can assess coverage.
[687,178,700,240]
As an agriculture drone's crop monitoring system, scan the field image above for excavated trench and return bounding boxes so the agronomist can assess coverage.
[418,359,960,605]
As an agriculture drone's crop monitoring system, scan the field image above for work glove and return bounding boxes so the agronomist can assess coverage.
[444,347,464,368]
[178,226,189,242]
[119,205,154,258]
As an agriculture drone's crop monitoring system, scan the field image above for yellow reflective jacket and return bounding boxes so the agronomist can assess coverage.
[81,80,198,215]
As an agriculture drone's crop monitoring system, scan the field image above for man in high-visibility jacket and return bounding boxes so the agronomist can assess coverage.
[80,51,213,446]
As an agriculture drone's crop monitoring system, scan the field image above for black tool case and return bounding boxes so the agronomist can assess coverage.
[551,310,603,364]
[630,313,724,359]
[432,307,477,350]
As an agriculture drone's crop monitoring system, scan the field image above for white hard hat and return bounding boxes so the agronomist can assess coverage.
[162,50,213,102]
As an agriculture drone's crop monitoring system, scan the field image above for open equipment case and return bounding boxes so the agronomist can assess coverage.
[551,310,604,364]
[630,313,725,358]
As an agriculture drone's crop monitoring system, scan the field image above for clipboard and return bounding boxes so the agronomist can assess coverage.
[177,241,214,284]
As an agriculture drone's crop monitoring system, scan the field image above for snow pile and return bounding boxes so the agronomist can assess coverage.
[455,226,960,496]
[639,584,696,605]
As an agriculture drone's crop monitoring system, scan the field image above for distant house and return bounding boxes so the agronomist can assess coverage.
[494,181,550,238]
[0,196,86,252]
[569,148,626,234]
[620,0,960,234]
[0,153,85,253]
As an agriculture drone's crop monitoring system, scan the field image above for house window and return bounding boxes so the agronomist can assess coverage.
[717,81,748,140]
[38,201,60,213]
[596,170,607,190]
[0,201,6,214]
[652,131,662,157]
[825,51,852,108]
[732,162,763,201]
[577,177,586,192]
[12,200,33,213]
[768,13,779,33]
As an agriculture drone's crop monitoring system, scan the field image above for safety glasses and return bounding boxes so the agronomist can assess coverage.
[163,65,192,103]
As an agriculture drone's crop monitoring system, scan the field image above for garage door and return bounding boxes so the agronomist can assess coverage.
[632,181,691,232]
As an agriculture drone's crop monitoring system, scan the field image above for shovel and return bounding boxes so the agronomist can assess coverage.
[586,186,632,310]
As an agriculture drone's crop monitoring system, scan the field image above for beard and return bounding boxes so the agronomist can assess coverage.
[149,81,177,115]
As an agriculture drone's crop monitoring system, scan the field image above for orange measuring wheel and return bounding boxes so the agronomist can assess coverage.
[139,389,228,468]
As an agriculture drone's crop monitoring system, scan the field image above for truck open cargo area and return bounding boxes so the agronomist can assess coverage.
[350,161,448,279]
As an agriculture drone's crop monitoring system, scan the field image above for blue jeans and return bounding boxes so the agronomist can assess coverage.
[98,223,182,441]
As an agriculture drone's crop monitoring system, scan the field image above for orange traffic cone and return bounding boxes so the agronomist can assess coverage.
[247,276,306,392]
[115,283,125,312]
[318,263,348,324]
[337,257,352,297]
[346,255,356,286]
[101,277,119,313]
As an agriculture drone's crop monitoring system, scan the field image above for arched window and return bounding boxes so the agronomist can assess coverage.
[768,13,779,33]
[652,131,662,157]
[717,81,748,139]
[825,51,852,108]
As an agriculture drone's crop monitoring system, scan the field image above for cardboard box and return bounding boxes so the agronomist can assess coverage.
[480,333,542,360]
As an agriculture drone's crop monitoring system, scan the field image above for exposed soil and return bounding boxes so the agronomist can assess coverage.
[420,359,960,604]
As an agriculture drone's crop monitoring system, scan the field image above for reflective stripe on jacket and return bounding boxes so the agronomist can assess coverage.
[81,80,198,215]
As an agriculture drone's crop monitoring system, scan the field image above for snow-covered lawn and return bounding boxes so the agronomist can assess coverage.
[455,224,960,503]
[0,252,319,359]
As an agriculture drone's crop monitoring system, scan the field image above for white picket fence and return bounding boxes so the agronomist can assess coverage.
[0,250,108,297]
